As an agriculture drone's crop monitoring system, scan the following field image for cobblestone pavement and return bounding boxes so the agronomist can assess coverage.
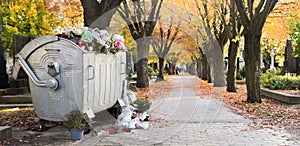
[60,75,300,146]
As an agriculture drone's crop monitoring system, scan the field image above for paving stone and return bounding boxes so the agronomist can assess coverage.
[0,126,12,141]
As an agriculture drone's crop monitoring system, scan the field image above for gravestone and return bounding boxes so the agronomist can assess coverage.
[239,54,245,70]
[5,35,33,94]
[270,50,276,70]
[0,31,9,89]
[237,57,240,71]
[13,34,33,79]
[283,39,297,74]
[0,51,9,89]
[5,49,11,75]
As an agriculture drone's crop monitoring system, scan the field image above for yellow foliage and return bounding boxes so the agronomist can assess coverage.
[0,0,62,51]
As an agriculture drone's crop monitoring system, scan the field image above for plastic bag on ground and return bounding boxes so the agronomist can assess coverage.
[136,122,149,129]
[115,108,132,127]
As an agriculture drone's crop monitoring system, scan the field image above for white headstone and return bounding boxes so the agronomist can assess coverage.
[4,49,11,75]
[270,50,276,70]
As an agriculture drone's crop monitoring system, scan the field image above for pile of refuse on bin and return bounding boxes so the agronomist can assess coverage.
[58,27,127,54]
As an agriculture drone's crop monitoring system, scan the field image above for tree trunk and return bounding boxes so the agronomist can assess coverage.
[200,58,207,81]
[169,63,175,75]
[227,40,239,92]
[157,57,164,81]
[137,58,149,88]
[206,58,212,83]
[188,62,196,75]
[197,58,202,78]
[90,8,119,29]
[136,40,150,88]
[202,55,212,83]
[80,0,101,27]
[210,40,225,86]
[234,0,278,103]
[244,30,262,103]
[199,48,211,82]
[80,0,122,28]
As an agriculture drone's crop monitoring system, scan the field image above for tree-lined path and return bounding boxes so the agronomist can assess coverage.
[70,75,299,145]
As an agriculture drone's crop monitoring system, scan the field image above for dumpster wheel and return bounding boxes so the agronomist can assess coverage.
[39,119,46,131]
[107,102,122,118]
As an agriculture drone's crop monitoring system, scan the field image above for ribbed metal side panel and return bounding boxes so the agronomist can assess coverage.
[83,52,126,114]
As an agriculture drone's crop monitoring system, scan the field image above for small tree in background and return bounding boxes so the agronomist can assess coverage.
[152,17,180,81]
[118,0,163,88]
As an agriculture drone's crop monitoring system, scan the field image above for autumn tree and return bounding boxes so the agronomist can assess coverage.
[151,17,180,80]
[287,1,300,57]
[191,0,225,86]
[118,0,163,88]
[195,0,239,88]
[290,23,300,57]
[235,0,278,103]
[0,0,60,53]
[45,0,83,28]
[166,51,181,74]
[196,0,229,52]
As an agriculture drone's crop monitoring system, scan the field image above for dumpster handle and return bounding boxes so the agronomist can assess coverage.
[87,65,95,80]
[45,48,61,52]
[15,54,47,87]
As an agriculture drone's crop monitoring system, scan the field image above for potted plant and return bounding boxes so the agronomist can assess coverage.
[132,98,152,113]
[63,110,85,141]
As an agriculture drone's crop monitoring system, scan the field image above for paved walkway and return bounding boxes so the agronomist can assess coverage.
[65,75,299,146]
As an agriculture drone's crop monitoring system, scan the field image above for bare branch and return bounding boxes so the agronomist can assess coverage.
[255,0,265,16]
[256,0,278,30]
[235,0,250,28]
[248,0,254,19]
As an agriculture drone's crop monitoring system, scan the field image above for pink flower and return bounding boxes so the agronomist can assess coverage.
[114,41,126,50]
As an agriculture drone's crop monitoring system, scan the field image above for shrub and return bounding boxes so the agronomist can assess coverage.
[260,69,283,87]
[148,66,155,76]
[262,75,300,90]
[236,67,246,80]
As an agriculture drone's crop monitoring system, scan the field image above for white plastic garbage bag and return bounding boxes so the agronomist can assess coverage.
[136,122,149,129]
[115,108,132,127]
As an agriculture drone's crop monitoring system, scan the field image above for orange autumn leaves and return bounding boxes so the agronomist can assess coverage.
[199,79,300,131]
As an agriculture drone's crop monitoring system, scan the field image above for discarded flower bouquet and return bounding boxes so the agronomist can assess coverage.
[58,27,127,54]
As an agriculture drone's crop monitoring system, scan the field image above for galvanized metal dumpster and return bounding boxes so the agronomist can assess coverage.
[12,35,126,121]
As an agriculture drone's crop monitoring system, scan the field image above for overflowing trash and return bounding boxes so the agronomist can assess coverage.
[96,90,151,136]
[58,27,127,54]
[115,108,150,130]
[115,91,151,130]
[56,28,151,136]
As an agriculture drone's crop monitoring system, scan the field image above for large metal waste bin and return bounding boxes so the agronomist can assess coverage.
[12,35,126,121]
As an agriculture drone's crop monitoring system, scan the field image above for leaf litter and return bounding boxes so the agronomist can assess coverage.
[199,80,300,139]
